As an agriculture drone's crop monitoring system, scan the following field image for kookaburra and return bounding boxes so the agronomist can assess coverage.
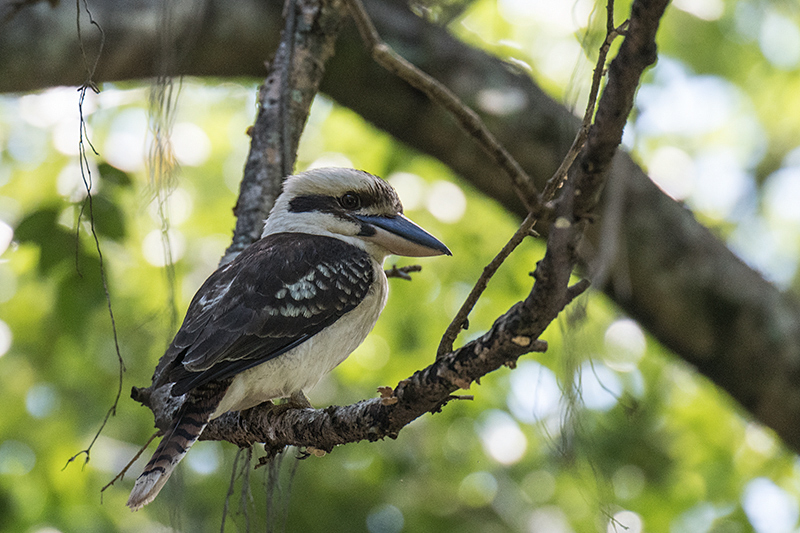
[127,167,450,510]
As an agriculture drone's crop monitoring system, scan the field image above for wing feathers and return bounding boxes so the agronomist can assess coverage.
[166,233,374,396]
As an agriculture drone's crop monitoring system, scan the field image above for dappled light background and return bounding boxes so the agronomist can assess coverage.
[1,0,800,532]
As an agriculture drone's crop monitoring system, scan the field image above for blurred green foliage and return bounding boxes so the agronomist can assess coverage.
[2,0,800,532]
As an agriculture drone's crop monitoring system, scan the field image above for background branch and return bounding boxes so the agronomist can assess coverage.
[344,0,539,212]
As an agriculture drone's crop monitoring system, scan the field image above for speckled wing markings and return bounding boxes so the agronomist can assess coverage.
[167,232,374,396]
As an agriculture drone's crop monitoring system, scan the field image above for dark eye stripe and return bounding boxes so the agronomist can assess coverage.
[287,183,402,215]
[288,195,339,213]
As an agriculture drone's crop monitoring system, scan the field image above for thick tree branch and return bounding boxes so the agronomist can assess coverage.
[574,0,667,216]
[222,0,346,263]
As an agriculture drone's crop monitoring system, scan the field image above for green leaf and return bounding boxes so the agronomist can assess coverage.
[55,253,107,336]
[14,208,76,274]
[98,162,133,188]
[86,194,126,241]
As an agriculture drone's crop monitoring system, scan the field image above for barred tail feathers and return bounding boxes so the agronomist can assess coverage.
[126,401,212,511]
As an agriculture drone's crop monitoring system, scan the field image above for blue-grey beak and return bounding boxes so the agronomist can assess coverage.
[355,214,451,257]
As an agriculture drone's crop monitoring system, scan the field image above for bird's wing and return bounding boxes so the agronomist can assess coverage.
[166,232,375,396]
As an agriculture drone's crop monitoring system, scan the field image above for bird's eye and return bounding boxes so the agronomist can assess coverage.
[339,192,360,210]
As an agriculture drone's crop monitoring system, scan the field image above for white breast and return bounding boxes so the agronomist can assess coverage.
[211,261,389,418]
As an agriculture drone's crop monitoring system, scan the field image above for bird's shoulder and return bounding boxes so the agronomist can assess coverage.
[183,232,376,335]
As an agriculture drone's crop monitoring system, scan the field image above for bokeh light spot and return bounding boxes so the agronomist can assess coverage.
[508,361,561,423]
[0,319,12,358]
[579,362,621,412]
[759,11,800,69]
[608,510,643,533]
[307,153,353,170]
[458,471,498,507]
[527,506,574,533]
[142,229,186,267]
[173,122,212,167]
[647,146,694,201]
[185,441,221,475]
[672,0,723,21]
[476,87,527,116]
[366,504,404,533]
[742,478,799,533]
[604,319,646,371]
[0,220,13,256]
[148,187,194,226]
[479,410,527,465]
[103,108,148,172]
[426,181,466,223]
[388,172,425,211]
[26,383,59,419]
[0,440,36,475]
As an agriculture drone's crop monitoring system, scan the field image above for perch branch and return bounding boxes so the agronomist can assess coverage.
[201,218,588,452]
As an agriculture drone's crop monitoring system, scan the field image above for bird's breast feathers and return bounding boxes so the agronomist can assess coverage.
[213,270,387,416]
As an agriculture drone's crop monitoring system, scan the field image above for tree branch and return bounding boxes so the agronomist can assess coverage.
[343,0,539,212]
[574,0,668,216]
[221,0,346,263]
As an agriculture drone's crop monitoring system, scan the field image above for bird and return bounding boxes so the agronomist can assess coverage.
[127,167,450,510]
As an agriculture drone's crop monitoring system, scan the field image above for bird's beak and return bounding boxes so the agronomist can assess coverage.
[355,214,452,257]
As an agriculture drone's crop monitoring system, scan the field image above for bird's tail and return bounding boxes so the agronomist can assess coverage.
[126,394,217,511]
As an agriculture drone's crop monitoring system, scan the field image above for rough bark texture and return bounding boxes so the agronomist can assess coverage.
[4,0,800,453]
[221,0,346,263]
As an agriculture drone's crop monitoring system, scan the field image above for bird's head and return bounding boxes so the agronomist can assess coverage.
[262,168,451,260]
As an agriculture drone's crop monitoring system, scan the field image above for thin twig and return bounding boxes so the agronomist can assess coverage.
[344,0,540,213]
[436,212,537,357]
[540,1,629,202]
[385,264,421,280]
[66,0,128,470]
[100,431,160,498]
[437,2,627,357]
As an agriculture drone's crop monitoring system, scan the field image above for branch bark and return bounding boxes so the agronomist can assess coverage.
[221,0,346,263]
[4,0,800,453]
